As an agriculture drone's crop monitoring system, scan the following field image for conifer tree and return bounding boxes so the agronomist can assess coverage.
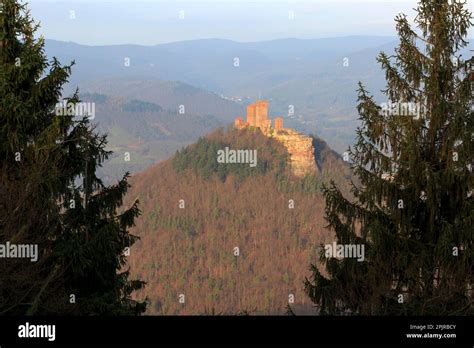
[305,0,473,315]
[0,0,146,315]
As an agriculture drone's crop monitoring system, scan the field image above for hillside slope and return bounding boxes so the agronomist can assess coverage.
[125,128,352,314]
[79,78,245,122]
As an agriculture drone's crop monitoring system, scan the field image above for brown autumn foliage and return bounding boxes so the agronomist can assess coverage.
[124,127,352,315]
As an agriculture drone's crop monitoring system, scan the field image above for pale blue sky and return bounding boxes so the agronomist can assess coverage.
[28,0,472,45]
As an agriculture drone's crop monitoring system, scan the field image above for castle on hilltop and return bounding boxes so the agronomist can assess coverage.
[234,100,284,134]
[234,100,318,177]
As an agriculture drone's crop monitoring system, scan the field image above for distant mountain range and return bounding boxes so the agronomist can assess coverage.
[47,36,473,171]
[79,78,244,122]
[46,36,397,93]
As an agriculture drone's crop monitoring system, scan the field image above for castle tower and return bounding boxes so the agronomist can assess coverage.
[236,100,317,177]
[246,103,256,127]
[274,117,283,130]
[255,100,269,128]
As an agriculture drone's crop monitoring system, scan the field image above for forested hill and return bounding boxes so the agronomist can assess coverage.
[125,128,352,314]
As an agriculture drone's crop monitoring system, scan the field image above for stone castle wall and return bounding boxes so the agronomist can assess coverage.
[235,100,317,177]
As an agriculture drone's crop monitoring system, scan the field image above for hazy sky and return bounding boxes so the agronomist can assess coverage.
[28,0,473,45]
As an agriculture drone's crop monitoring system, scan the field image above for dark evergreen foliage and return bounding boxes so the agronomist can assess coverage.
[305,0,473,315]
[172,129,285,181]
[0,0,146,315]
[122,99,162,113]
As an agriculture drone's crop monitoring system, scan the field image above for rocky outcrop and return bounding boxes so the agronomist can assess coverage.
[272,128,318,177]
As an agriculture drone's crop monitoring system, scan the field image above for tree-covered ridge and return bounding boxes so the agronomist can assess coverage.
[80,92,108,104]
[123,99,163,113]
[124,126,353,314]
[172,128,288,181]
